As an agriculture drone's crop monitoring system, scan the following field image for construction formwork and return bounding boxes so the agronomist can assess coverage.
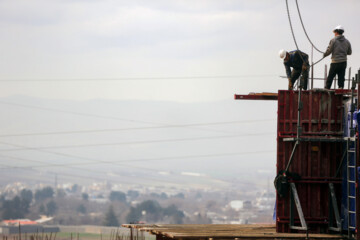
[276,90,345,233]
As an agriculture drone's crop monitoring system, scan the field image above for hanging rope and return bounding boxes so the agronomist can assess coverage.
[311,56,325,67]
[295,0,324,54]
[285,0,325,68]
[285,0,306,63]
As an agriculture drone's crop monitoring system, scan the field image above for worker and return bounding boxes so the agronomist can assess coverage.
[279,49,309,90]
[324,25,352,89]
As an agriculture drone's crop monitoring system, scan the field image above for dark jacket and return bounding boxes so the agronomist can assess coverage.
[284,50,309,78]
[323,35,352,63]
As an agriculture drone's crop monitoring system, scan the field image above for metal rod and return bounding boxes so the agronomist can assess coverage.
[329,183,342,230]
[334,150,347,178]
[285,89,302,173]
[297,89,302,139]
[311,46,314,89]
[348,67,352,89]
[324,64,328,88]
[290,183,308,230]
[285,141,299,172]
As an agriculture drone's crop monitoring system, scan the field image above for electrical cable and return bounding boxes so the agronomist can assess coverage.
[0,150,274,169]
[295,0,324,54]
[0,100,160,125]
[0,153,272,187]
[0,137,275,194]
[0,132,276,152]
[0,74,277,82]
[0,153,195,186]
[285,0,308,65]
[0,119,275,138]
[0,100,276,136]
[286,0,324,68]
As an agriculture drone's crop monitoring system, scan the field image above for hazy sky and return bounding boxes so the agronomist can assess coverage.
[1,0,359,190]
[0,0,359,102]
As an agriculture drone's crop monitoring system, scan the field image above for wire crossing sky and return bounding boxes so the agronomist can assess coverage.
[0,0,358,187]
[0,0,359,102]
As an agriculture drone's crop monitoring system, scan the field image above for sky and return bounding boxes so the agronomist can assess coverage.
[0,0,359,102]
[0,0,359,190]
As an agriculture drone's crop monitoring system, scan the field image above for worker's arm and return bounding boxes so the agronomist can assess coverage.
[347,41,352,55]
[323,39,334,57]
[284,63,291,79]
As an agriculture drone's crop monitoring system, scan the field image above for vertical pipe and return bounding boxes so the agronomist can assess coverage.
[297,89,302,139]
[311,46,314,89]
[348,67,352,90]
[325,64,328,88]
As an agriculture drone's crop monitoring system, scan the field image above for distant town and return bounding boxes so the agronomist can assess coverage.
[0,180,275,227]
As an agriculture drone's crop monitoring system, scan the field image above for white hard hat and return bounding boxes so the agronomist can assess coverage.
[279,49,287,59]
[333,25,344,31]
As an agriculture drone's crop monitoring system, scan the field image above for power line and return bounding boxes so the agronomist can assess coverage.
[0,100,159,125]
[0,153,189,186]
[0,100,276,136]
[0,74,277,82]
[0,139,274,188]
[0,159,183,186]
[0,132,276,152]
[0,150,274,169]
[0,119,275,138]
[0,132,275,189]
[0,152,272,188]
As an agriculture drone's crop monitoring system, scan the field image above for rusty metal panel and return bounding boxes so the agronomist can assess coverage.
[234,92,278,100]
[277,90,344,138]
[276,90,345,233]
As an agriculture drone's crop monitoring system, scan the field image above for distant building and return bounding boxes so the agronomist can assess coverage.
[0,219,59,234]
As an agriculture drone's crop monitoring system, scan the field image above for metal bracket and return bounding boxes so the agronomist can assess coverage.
[289,183,308,231]
[328,183,342,232]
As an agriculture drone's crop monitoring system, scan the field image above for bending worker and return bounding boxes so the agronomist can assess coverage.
[324,25,352,89]
[279,49,309,90]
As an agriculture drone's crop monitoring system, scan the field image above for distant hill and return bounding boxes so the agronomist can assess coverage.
[0,95,277,190]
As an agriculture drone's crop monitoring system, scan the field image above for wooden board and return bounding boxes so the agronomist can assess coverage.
[122,224,344,239]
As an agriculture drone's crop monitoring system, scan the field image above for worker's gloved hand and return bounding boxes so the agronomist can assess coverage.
[302,64,308,71]
[288,78,293,90]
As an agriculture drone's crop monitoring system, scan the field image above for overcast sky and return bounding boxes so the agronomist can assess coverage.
[0,0,359,102]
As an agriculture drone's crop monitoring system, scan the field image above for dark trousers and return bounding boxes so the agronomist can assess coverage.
[326,62,347,89]
[291,66,309,90]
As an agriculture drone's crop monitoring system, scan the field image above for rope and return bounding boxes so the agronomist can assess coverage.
[285,0,300,52]
[286,0,325,68]
[311,57,325,67]
[285,0,306,63]
[295,0,324,54]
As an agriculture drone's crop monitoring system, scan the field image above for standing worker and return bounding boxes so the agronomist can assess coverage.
[324,25,352,89]
[279,49,310,90]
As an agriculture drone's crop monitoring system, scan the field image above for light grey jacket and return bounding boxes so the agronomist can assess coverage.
[323,35,352,63]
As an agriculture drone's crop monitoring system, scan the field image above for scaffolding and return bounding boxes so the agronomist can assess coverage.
[235,69,360,239]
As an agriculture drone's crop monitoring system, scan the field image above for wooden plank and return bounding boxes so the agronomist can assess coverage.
[121,224,343,239]
[234,93,278,100]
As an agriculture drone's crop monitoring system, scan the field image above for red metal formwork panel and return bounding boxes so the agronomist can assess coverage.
[276,90,345,233]
[277,90,344,138]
